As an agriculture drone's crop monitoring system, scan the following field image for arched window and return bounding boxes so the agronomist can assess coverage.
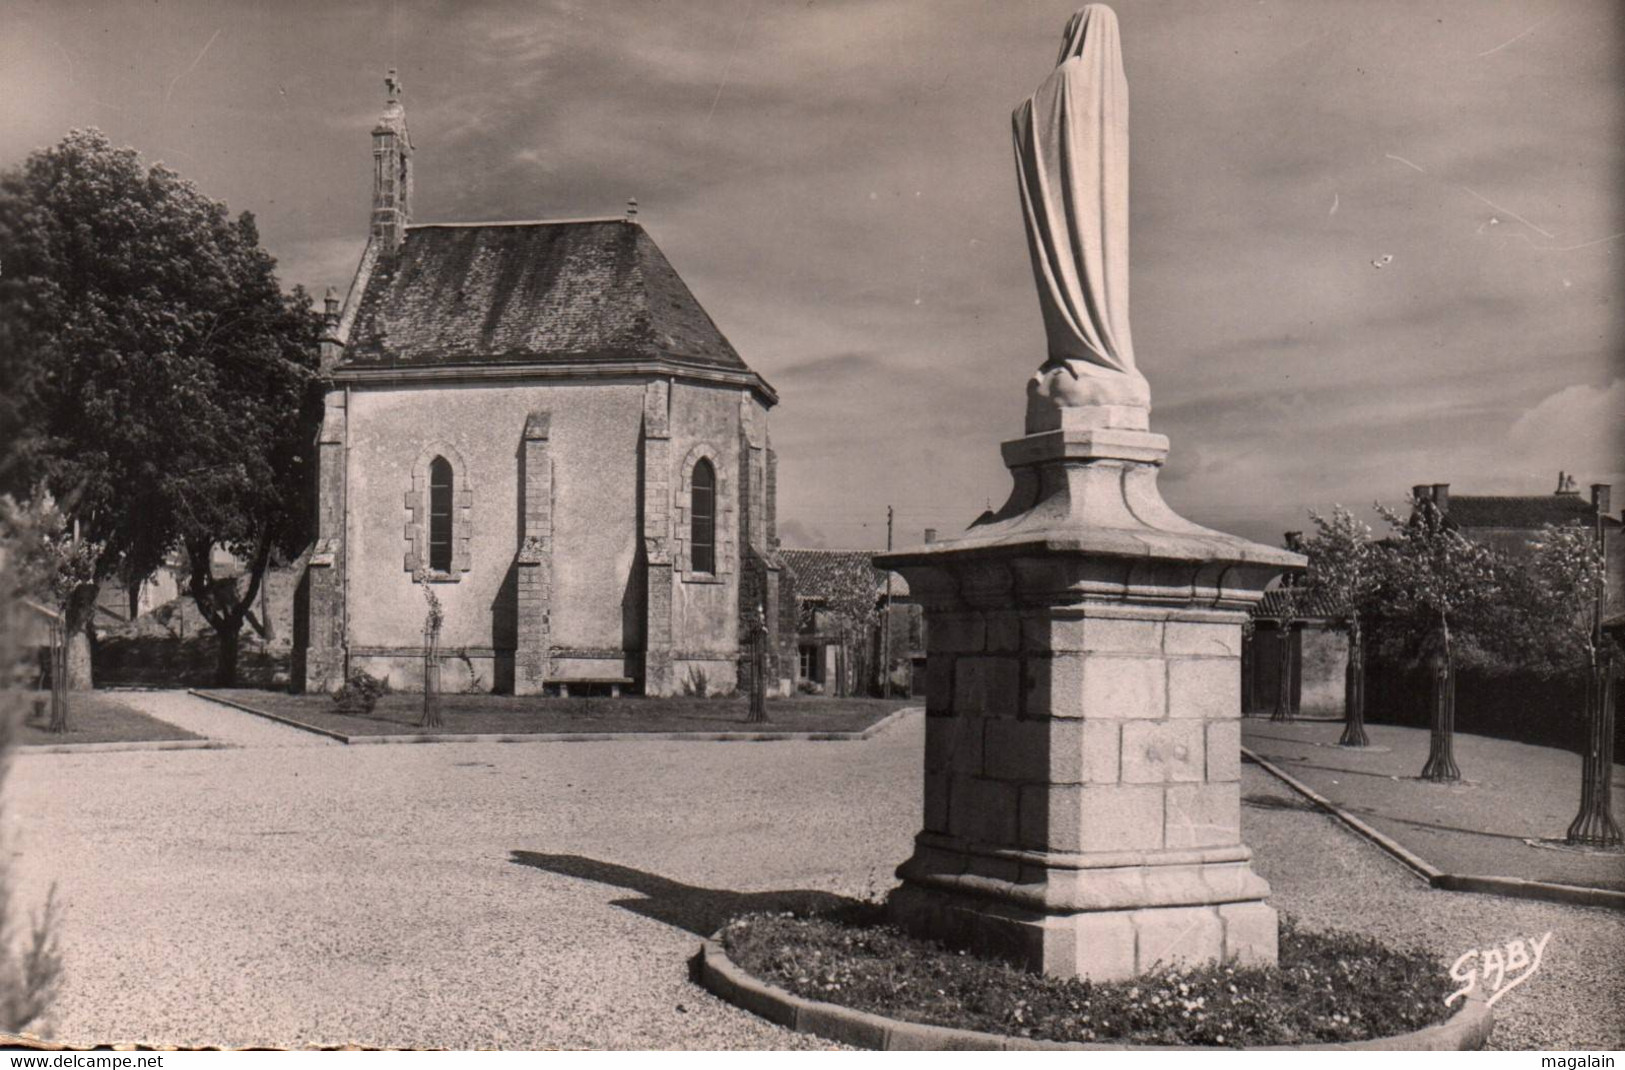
[690,458,716,574]
[428,456,454,573]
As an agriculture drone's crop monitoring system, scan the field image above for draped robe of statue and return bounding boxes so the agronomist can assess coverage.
[1014,4,1151,432]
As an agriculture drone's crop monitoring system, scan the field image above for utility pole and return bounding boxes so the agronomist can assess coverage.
[882,506,894,699]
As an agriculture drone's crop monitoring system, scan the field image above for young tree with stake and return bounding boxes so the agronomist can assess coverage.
[1300,507,1378,747]
[1372,497,1500,782]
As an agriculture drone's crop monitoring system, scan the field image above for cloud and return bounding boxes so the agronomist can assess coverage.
[775,352,884,380]
[1506,379,1625,489]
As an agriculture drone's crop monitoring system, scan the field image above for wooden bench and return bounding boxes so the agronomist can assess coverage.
[555,677,635,698]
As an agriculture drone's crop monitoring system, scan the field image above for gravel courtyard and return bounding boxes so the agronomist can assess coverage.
[6,692,1621,1050]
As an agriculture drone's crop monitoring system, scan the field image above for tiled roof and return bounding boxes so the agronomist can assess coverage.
[1251,586,1347,621]
[780,549,906,608]
[342,220,752,373]
[1445,495,1604,530]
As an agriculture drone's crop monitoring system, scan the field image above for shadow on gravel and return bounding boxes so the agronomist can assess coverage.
[1243,793,1321,813]
[509,851,858,938]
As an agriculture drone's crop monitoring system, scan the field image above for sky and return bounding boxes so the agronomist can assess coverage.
[2,0,1621,550]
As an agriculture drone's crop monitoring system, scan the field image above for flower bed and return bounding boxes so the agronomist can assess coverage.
[720,905,1456,1048]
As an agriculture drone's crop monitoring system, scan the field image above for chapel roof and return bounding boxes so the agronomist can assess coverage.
[339,219,762,383]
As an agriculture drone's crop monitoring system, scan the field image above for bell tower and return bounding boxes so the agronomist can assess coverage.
[371,68,413,253]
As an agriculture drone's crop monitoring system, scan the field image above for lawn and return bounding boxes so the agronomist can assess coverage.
[200,689,916,738]
[8,690,202,746]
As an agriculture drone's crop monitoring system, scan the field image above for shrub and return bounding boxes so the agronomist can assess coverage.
[681,666,709,698]
[0,569,64,1032]
[798,679,824,696]
[332,668,390,714]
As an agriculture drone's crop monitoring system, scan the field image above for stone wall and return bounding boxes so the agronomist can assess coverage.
[1298,626,1347,714]
[305,375,769,695]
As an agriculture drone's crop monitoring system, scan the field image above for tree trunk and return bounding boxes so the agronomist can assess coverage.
[214,625,240,688]
[1270,621,1296,722]
[63,582,99,691]
[419,626,443,730]
[1338,619,1369,747]
[187,536,272,691]
[1565,648,1621,847]
[48,618,70,734]
[746,621,769,724]
[1420,622,1460,781]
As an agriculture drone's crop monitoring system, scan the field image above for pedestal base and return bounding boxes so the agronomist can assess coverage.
[877,416,1302,982]
[890,880,1277,981]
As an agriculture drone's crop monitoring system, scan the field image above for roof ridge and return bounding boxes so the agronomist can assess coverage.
[406,217,635,230]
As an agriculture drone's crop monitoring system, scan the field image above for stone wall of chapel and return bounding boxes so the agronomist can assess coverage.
[665,380,748,688]
[343,380,645,688]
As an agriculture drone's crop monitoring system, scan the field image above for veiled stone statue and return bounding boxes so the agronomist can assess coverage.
[1014,4,1151,432]
[879,3,1299,983]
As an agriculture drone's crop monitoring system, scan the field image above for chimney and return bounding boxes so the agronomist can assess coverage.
[923,528,938,544]
[1556,472,1580,497]
[1592,484,1611,518]
[1431,484,1450,513]
[318,286,343,373]
[1411,484,1433,505]
[370,68,413,254]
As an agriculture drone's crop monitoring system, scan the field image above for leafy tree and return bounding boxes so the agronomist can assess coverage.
[1300,507,1378,746]
[0,130,322,687]
[1370,498,1501,781]
[1525,523,1619,846]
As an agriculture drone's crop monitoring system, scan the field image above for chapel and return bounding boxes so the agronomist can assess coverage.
[297,73,786,696]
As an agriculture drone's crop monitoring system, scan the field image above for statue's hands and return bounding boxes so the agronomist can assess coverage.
[1028,362,1149,409]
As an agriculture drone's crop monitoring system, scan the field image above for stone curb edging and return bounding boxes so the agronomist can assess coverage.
[189,690,920,746]
[17,738,227,755]
[696,936,1493,1051]
[188,690,350,741]
[1242,747,1625,912]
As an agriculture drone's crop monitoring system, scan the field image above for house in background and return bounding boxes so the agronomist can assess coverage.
[778,548,922,696]
[1244,474,1621,718]
[1413,476,1622,619]
[1242,586,1347,717]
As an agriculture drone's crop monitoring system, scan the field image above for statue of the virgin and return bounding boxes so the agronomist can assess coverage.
[1013,5,1150,432]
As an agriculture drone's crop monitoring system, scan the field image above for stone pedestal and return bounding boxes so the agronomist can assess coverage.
[877,413,1302,980]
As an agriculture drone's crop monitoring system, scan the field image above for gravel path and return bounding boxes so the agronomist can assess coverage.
[1243,777,1625,1051]
[118,691,339,749]
[1243,719,1625,890]
[5,696,1620,1050]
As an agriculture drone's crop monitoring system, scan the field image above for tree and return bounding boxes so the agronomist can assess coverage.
[1301,507,1378,747]
[1526,523,1619,847]
[1267,585,1299,723]
[0,489,102,730]
[1371,498,1501,781]
[0,130,322,687]
[745,608,770,724]
[414,570,444,730]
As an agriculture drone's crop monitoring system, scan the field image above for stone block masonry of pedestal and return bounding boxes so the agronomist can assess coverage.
[893,602,1278,981]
